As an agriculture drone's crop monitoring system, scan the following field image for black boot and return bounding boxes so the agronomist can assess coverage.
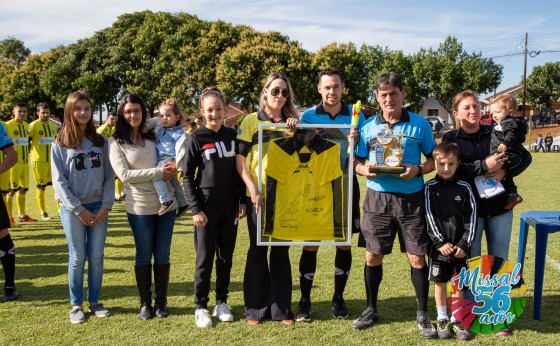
[153,263,170,318]
[135,265,153,320]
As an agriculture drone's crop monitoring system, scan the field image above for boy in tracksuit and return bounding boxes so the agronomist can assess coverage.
[425,141,477,340]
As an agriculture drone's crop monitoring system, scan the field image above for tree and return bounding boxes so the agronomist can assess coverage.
[216,31,313,109]
[525,62,560,109]
[0,37,30,67]
[412,36,503,115]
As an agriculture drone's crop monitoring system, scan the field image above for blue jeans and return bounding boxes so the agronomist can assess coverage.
[60,201,108,306]
[127,212,175,266]
[470,210,513,260]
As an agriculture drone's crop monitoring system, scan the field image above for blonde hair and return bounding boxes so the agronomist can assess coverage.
[491,94,518,114]
[452,90,479,112]
[159,98,185,125]
[259,73,298,119]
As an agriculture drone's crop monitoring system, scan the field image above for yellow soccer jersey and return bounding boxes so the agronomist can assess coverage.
[28,119,57,162]
[5,119,30,164]
[237,111,291,197]
[97,122,114,139]
[263,131,344,241]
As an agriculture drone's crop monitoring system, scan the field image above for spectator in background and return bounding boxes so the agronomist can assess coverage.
[544,133,553,152]
[434,120,444,135]
[28,102,58,220]
[536,134,544,152]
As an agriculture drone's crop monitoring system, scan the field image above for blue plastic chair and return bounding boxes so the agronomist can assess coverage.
[517,211,560,320]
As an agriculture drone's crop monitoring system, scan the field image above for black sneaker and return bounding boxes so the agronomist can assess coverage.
[2,286,18,302]
[351,307,378,330]
[158,200,176,215]
[176,205,190,219]
[436,319,452,339]
[296,298,311,322]
[332,297,349,319]
[451,320,473,340]
[417,312,437,339]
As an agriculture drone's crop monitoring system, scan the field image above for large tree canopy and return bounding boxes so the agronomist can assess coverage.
[0,14,504,122]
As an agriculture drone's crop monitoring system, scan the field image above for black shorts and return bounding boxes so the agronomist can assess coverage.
[358,188,430,255]
[0,196,10,230]
[351,175,361,233]
[429,257,468,286]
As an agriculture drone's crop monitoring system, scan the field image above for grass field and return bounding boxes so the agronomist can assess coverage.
[1,152,560,345]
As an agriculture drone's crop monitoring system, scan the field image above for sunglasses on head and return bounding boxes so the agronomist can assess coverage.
[270,87,290,98]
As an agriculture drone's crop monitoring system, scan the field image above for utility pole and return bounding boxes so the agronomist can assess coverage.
[523,32,533,149]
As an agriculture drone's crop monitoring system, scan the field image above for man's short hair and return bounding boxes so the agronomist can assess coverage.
[375,72,403,92]
[433,141,461,161]
[36,102,50,111]
[107,110,117,117]
[319,68,342,81]
[14,102,27,109]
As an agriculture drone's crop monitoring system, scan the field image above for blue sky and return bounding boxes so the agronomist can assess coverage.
[1,0,559,94]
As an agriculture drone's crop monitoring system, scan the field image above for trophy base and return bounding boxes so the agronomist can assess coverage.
[369,166,407,174]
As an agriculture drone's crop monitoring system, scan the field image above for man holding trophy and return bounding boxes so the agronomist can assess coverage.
[352,72,438,339]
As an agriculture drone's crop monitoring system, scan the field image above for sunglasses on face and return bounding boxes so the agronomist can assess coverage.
[270,87,290,98]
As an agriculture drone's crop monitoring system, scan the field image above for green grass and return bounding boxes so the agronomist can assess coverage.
[1,153,560,345]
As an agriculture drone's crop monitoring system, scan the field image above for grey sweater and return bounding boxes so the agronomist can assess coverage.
[51,138,115,215]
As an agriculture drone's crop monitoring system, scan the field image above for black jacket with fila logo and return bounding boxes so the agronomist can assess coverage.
[183,125,242,215]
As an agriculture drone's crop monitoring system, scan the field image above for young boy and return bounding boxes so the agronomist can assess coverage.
[144,99,189,217]
[425,141,477,340]
[489,94,532,209]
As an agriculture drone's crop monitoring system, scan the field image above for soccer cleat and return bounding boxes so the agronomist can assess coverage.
[495,327,513,337]
[9,218,20,228]
[436,319,452,339]
[451,321,473,340]
[351,307,379,330]
[417,312,437,339]
[332,297,349,319]
[195,308,212,328]
[18,215,37,222]
[41,213,51,220]
[212,303,234,322]
[295,298,311,322]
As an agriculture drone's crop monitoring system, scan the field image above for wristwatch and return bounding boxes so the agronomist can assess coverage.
[415,165,423,177]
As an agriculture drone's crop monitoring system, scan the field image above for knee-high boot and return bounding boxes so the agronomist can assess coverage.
[135,265,153,320]
[154,263,170,318]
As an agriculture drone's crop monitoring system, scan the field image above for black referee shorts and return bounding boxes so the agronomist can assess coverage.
[359,188,430,256]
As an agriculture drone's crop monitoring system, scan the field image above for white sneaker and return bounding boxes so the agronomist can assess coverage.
[213,303,234,322]
[195,308,212,328]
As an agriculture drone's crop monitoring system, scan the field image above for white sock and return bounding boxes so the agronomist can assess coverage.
[436,306,448,321]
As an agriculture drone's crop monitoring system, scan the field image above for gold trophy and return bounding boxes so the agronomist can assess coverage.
[369,126,407,174]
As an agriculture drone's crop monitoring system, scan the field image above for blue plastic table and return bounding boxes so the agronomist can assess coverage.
[517,211,560,320]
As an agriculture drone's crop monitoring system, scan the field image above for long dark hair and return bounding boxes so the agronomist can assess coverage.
[55,91,105,148]
[113,94,156,144]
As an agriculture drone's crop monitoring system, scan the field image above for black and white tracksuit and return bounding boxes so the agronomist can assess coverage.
[425,175,478,262]
[183,125,243,309]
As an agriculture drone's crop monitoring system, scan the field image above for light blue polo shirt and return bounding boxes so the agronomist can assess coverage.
[355,110,435,194]
[301,102,366,170]
[0,122,13,150]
